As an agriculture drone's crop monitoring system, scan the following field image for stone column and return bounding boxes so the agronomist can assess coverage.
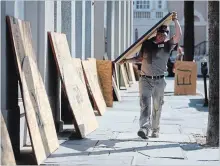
[123,1,127,51]
[61,0,75,57]
[81,1,86,60]
[127,1,131,48]
[120,1,125,53]
[54,0,63,132]
[130,0,134,44]
[85,1,94,59]
[114,1,121,58]
[75,1,83,59]
[114,1,121,87]
[94,1,105,60]
[106,1,115,60]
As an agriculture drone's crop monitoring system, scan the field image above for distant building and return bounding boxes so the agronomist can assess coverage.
[133,0,208,46]
[133,0,169,41]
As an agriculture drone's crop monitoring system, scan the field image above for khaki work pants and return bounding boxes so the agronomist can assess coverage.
[139,76,166,132]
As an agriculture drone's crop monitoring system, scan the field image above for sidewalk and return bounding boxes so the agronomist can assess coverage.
[43,78,219,166]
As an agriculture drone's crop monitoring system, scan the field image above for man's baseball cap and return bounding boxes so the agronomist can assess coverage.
[157,25,169,36]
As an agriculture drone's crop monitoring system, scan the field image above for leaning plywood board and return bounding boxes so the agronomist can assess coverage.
[7,16,58,164]
[120,64,129,89]
[48,32,98,137]
[174,61,197,95]
[82,59,106,115]
[96,60,113,107]
[72,58,86,85]
[113,63,120,88]
[1,112,16,165]
[112,76,121,101]
[114,12,173,63]
[128,63,136,83]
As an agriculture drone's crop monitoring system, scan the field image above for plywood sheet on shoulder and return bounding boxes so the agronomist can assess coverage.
[82,59,106,115]
[1,112,16,166]
[48,32,98,137]
[114,12,173,63]
[96,60,113,107]
[174,61,197,95]
[7,16,58,164]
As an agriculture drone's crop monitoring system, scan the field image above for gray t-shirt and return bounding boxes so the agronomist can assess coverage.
[139,37,174,76]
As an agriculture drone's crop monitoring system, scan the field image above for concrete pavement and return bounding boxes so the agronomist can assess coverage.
[43,78,219,166]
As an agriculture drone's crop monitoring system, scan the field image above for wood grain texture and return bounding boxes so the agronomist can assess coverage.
[48,32,98,137]
[7,16,58,164]
[96,60,113,107]
[82,59,106,115]
[72,58,86,85]
[1,112,16,166]
[174,61,197,95]
[115,13,173,63]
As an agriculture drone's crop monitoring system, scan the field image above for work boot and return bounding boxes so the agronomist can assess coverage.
[151,130,159,138]
[137,128,149,139]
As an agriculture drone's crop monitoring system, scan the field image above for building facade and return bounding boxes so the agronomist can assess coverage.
[0,0,133,154]
[133,0,169,41]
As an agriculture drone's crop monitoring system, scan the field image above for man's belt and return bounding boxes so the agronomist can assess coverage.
[140,75,164,79]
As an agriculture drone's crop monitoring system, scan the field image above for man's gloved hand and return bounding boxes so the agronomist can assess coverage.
[172,11,178,21]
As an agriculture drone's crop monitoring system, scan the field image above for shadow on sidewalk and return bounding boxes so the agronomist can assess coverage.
[188,98,208,112]
[49,138,205,159]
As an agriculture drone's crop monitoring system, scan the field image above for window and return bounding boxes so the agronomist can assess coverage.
[158,0,162,9]
[156,12,163,18]
[136,1,150,9]
[134,11,151,18]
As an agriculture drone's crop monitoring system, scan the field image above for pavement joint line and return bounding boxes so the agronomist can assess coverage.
[131,156,136,166]
[137,151,151,158]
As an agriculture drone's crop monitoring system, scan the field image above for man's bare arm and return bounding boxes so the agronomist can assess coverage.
[172,12,182,44]
[122,52,143,64]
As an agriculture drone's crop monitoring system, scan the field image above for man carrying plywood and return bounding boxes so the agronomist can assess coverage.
[121,12,182,139]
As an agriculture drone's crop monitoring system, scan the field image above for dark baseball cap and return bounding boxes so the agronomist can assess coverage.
[157,25,169,36]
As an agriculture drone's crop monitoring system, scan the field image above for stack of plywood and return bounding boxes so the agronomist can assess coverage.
[7,16,59,165]
[48,32,98,137]
[82,59,106,115]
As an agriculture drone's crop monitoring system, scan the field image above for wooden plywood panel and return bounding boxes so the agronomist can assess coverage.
[112,76,121,101]
[120,64,129,89]
[82,59,106,115]
[48,32,98,137]
[1,112,16,165]
[129,63,136,83]
[7,16,58,164]
[96,60,113,107]
[114,12,173,63]
[113,63,120,87]
[174,61,197,95]
[72,58,86,85]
